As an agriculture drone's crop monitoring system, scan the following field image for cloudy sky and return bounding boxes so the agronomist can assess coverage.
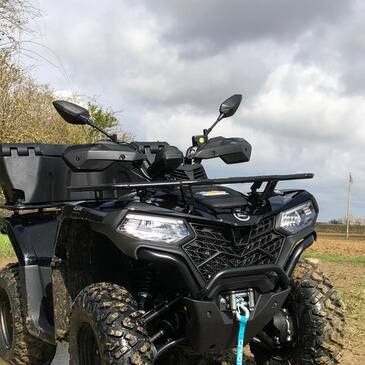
[25,0,365,221]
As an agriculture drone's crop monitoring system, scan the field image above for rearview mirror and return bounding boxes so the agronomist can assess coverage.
[53,100,90,125]
[219,94,242,119]
[202,93,243,138]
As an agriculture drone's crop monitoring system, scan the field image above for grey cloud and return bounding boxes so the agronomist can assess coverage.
[290,1,365,96]
[143,0,351,54]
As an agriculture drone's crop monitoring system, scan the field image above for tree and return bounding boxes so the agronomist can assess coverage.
[0,51,131,145]
[1,2,132,145]
[86,102,132,142]
[0,0,40,52]
[329,218,343,225]
[85,102,133,142]
[0,50,88,144]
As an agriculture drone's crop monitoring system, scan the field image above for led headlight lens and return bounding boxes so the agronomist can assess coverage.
[277,201,316,234]
[117,214,190,244]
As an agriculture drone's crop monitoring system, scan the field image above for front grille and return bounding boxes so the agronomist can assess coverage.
[170,169,188,180]
[183,218,284,281]
[169,165,207,180]
[192,166,207,179]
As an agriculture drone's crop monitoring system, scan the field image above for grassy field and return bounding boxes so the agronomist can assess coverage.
[316,223,365,235]
[0,234,14,258]
[0,233,363,364]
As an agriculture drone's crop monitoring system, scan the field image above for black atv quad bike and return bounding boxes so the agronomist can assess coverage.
[0,95,344,365]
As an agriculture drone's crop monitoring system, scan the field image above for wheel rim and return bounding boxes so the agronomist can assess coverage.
[0,289,13,350]
[77,323,102,365]
[251,306,298,363]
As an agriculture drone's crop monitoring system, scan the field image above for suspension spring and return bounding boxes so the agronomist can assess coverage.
[133,263,154,310]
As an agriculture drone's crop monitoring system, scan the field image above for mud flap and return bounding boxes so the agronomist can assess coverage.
[19,265,55,344]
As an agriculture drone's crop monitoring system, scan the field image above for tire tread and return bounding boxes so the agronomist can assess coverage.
[290,259,344,365]
[69,282,153,365]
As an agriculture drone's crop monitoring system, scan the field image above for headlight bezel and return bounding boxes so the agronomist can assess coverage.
[117,213,192,244]
[276,201,317,235]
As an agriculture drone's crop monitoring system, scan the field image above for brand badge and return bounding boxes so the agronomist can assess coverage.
[195,190,229,197]
[233,208,250,222]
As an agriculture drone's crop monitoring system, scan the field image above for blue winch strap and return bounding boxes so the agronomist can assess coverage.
[236,313,248,365]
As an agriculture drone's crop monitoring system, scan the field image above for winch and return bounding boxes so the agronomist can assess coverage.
[218,289,255,313]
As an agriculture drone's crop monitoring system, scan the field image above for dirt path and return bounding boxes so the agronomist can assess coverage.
[311,234,365,256]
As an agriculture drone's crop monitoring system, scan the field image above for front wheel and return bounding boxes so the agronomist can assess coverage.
[69,282,154,365]
[251,259,345,365]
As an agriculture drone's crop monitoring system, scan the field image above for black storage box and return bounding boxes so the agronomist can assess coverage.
[0,143,145,207]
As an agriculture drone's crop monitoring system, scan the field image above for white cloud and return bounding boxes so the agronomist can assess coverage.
[241,63,365,144]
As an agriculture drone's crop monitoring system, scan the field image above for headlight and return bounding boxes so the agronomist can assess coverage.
[117,213,190,244]
[277,201,316,234]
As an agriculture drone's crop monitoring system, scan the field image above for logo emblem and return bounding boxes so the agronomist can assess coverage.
[233,208,250,222]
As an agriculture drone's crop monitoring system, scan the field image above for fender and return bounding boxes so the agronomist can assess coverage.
[0,213,57,344]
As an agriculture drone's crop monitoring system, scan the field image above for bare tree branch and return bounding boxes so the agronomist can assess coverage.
[0,0,40,51]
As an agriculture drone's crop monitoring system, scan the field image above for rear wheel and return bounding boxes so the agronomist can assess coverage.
[251,259,345,365]
[0,287,13,352]
[0,263,55,365]
[69,282,154,365]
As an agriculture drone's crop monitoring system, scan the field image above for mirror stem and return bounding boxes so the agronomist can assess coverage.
[204,113,224,137]
[81,116,118,142]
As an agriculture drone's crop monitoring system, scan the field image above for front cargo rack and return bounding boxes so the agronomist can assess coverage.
[69,173,314,192]
[1,173,313,211]
[70,173,314,209]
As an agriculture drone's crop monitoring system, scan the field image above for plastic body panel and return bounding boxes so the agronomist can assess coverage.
[0,212,59,343]
[0,212,58,265]
[147,146,184,178]
[193,186,248,211]
[132,141,170,164]
[0,143,146,205]
[194,137,252,164]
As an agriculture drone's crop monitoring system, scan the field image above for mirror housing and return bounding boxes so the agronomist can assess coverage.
[203,94,243,138]
[219,94,242,119]
[53,100,119,142]
[53,100,90,125]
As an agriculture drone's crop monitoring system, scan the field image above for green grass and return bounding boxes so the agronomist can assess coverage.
[316,223,365,235]
[0,234,14,257]
[338,275,365,344]
[304,252,365,265]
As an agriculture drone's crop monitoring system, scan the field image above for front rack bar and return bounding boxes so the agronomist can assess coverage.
[1,173,313,211]
[68,173,314,192]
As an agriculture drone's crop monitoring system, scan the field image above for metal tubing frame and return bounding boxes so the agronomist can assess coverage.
[69,173,314,192]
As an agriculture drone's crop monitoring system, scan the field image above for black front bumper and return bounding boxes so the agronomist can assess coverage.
[138,234,314,298]
[138,234,315,353]
[183,288,290,352]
